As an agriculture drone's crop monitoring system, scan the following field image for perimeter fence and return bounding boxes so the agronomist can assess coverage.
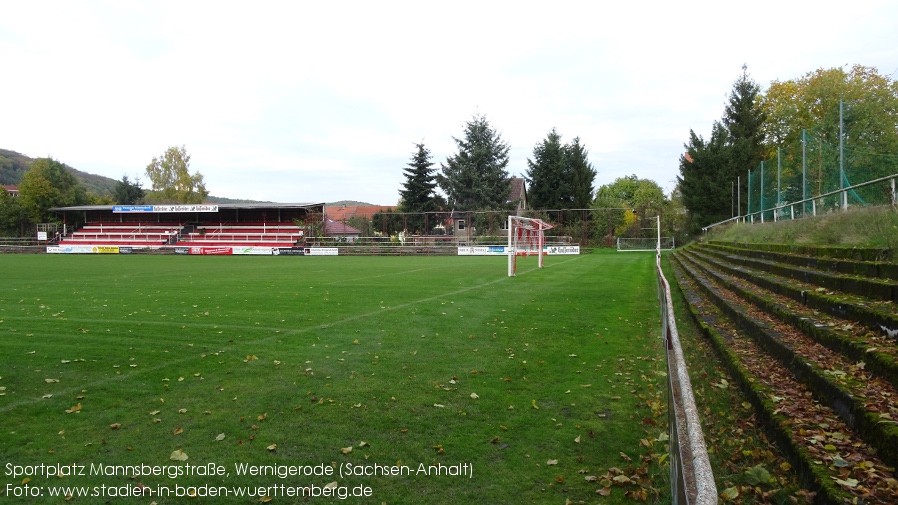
[746,132,898,222]
[331,208,611,248]
[656,251,717,504]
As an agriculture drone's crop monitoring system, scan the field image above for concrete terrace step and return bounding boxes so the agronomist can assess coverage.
[671,242,898,503]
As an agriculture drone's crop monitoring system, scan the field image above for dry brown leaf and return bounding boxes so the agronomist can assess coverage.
[109,423,122,430]
[267,444,277,451]
[341,446,353,454]
[65,403,82,413]
[172,427,183,435]
[169,449,188,461]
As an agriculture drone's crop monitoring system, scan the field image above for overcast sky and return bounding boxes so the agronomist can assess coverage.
[2,1,896,205]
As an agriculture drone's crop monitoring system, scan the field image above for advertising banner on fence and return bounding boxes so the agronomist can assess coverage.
[230,247,305,256]
[190,246,233,255]
[303,247,339,256]
[546,245,580,255]
[276,248,305,256]
[231,246,279,256]
[47,245,120,254]
[457,245,579,256]
[457,246,507,256]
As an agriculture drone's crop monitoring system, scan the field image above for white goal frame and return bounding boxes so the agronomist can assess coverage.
[508,216,555,276]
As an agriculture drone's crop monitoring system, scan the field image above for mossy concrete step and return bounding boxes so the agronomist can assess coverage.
[679,249,898,391]
[705,242,898,281]
[706,240,892,262]
[670,256,897,504]
[685,246,898,339]
[697,244,898,303]
[675,251,898,470]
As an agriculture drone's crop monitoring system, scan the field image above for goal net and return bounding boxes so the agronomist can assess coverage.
[617,236,675,252]
[508,216,555,276]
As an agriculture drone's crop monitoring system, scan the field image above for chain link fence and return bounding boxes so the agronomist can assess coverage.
[747,133,898,222]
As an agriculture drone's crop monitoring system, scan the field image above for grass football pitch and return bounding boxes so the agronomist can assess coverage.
[0,251,669,504]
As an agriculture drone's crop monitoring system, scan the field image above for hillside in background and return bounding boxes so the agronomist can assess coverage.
[1,148,125,196]
[0,149,370,205]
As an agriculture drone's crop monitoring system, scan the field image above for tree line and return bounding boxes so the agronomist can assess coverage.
[678,64,898,235]
[388,115,598,234]
[382,64,898,245]
[3,63,894,243]
[0,146,207,236]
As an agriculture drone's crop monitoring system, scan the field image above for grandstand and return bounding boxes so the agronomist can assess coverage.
[49,203,324,252]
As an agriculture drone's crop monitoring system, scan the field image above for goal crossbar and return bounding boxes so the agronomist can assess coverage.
[508,216,555,276]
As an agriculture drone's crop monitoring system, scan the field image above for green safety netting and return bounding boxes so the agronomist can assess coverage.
[747,133,898,221]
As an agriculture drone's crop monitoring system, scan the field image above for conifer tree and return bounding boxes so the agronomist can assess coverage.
[438,115,511,210]
[566,137,597,209]
[723,65,766,215]
[398,142,443,233]
[526,130,596,210]
[525,128,568,209]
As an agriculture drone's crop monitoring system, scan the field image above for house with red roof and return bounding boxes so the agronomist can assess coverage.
[324,219,362,242]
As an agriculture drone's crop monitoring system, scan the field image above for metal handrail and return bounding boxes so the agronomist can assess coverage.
[703,173,897,233]
[657,253,717,504]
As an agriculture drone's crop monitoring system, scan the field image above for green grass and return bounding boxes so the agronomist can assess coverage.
[709,205,898,256]
[1,251,668,504]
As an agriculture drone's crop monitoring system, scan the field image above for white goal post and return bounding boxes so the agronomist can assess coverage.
[508,216,555,276]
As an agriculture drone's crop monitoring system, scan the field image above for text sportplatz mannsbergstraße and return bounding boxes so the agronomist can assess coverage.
[4,461,473,500]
